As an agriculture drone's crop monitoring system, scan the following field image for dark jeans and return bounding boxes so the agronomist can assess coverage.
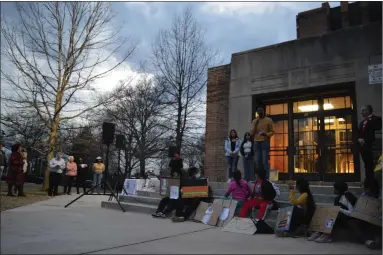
[175,198,201,219]
[48,172,62,196]
[360,143,374,179]
[289,206,305,233]
[63,176,76,194]
[349,218,382,243]
[226,156,239,179]
[254,141,270,179]
[156,197,178,214]
[76,174,86,194]
[242,156,254,181]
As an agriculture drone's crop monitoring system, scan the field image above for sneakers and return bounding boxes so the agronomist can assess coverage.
[315,233,332,243]
[152,212,166,218]
[172,216,185,222]
[308,232,322,241]
[366,240,381,250]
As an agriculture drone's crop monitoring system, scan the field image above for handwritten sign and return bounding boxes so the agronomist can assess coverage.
[310,205,340,234]
[276,206,294,231]
[169,186,179,199]
[350,196,382,226]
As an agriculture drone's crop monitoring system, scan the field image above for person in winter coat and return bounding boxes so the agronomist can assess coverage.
[76,158,88,194]
[251,107,274,180]
[15,152,28,195]
[169,153,183,177]
[48,152,66,196]
[92,156,105,194]
[63,156,77,195]
[240,132,254,181]
[224,170,251,203]
[6,144,25,197]
[224,129,241,183]
[0,142,8,180]
[239,166,276,220]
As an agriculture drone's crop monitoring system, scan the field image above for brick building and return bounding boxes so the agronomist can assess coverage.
[205,2,382,182]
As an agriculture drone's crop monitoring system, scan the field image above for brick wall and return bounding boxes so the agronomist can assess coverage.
[297,3,330,39]
[204,64,231,182]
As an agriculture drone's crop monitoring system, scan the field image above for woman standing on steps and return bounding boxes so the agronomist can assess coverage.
[224,129,241,183]
[240,132,254,181]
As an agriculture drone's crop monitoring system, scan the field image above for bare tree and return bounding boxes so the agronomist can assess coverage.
[152,7,219,153]
[1,2,136,189]
[1,110,49,154]
[106,78,168,177]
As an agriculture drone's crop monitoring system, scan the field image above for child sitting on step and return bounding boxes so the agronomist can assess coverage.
[308,181,357,243]
[276,178,316,238]
[238,166,276,221]
[224,170,251,202]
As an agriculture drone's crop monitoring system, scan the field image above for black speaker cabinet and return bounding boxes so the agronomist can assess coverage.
[115,134,125,149]
[102,122,115,145]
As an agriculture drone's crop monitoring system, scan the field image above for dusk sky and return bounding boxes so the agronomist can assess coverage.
[1,2,341,106]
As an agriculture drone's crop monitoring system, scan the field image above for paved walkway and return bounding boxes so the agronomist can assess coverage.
[1,195,380,254]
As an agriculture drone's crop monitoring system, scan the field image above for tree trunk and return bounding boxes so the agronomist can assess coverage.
[43,117,59,190]
[42,90,63,190]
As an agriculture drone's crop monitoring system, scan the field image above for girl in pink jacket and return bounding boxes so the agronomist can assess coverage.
[64,156,77,195]
[224,170,251,202]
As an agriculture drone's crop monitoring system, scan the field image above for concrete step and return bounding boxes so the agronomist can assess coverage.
[211,189,337,204]
[209,181,362,190]
[101,200,157,214]
[209,184,363,196]
[102,200,278,229]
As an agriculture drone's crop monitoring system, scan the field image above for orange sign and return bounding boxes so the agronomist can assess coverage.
[182,186,209,198]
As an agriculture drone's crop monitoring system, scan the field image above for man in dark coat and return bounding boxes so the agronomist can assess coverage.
[358,105,382,179]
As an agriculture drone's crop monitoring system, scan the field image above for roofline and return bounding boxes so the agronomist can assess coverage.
[231,22,381,58]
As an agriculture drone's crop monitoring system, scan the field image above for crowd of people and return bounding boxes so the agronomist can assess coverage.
[1,144,106,197]
[151,104,382,250]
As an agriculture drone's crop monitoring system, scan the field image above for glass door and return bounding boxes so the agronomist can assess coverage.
[292,116,321,180]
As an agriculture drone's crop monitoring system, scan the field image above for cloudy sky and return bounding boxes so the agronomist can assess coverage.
[1,1,341,117]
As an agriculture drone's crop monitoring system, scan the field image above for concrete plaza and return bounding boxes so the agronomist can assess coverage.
[1,195,379,254]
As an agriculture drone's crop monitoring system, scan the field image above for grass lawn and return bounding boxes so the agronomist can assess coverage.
[0,182,50,212]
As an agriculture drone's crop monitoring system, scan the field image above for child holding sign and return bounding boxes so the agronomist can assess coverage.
[308,181,357,243]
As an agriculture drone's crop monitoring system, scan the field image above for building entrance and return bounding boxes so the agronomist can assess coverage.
[253,84,360,182]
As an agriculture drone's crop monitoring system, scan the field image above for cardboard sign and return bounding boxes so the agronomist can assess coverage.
[193,202,223,226]
[275,206,294,231]
[350,196,382,226]
[222,217,257,235]
[181,178,209,198]
[159,177,180,197]
[213,199,238,227]
[310,205,340,234]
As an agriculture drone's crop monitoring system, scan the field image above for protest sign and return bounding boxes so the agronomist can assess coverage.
[310,205,340,234]
[275,206,294,231]
[193,201,223,226]
[350,196,382,227]
[213,199,237,227]
[222,217,257,235]
[159,177,180,197]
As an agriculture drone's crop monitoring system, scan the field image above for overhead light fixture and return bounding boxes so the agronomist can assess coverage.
[317,118,346,124]
[298,103,334,112]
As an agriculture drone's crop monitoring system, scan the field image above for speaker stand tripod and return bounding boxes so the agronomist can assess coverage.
[64,143,126,212]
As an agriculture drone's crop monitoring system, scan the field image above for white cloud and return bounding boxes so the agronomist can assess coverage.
[200,2,332,16]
